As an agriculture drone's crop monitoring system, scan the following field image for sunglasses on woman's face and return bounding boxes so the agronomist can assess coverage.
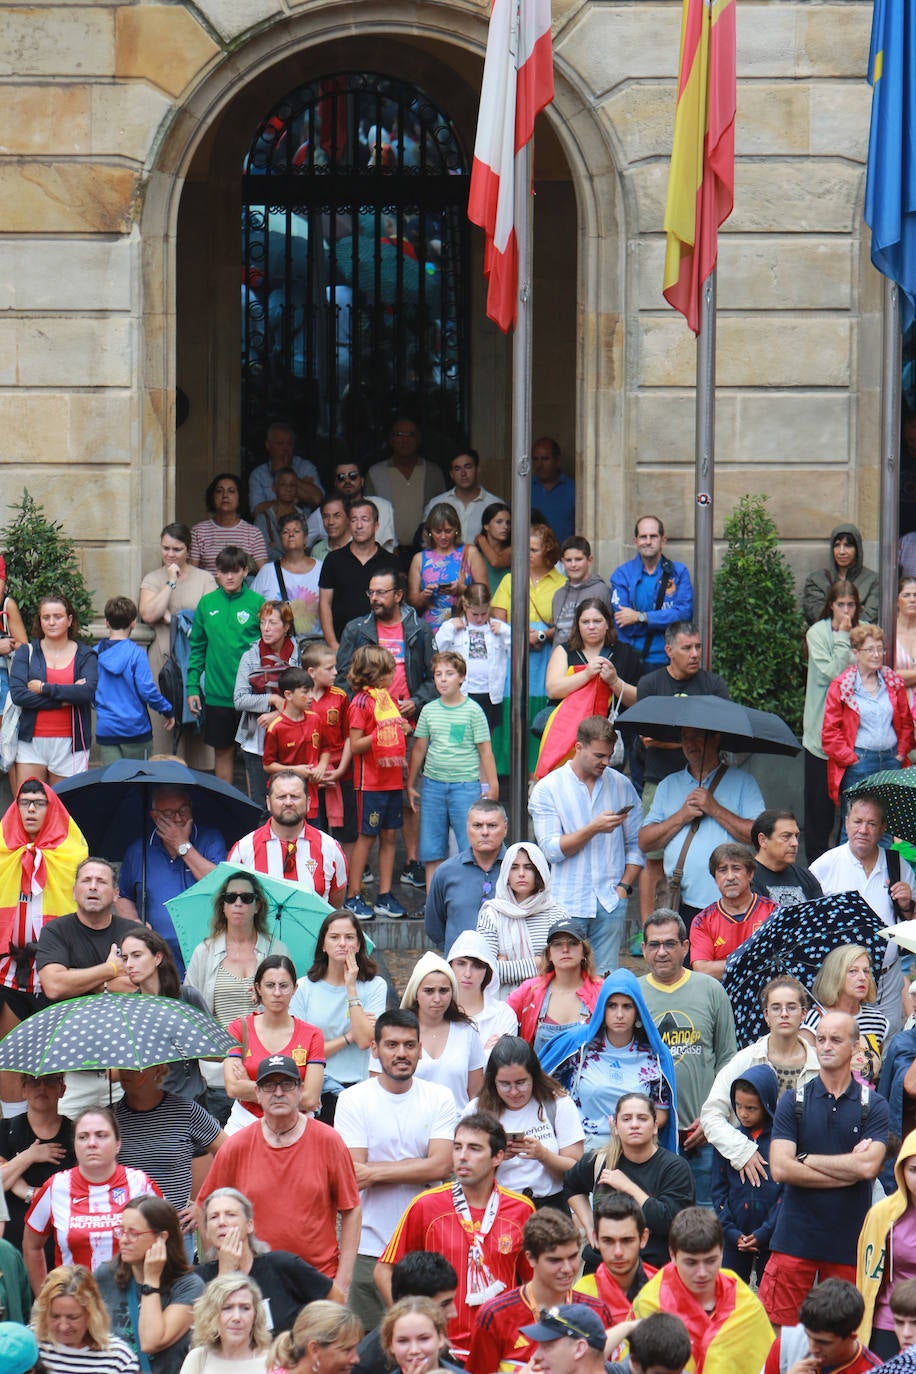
[223,891,257,906]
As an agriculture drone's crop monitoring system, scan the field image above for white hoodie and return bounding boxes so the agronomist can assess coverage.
[447,929,518,1049]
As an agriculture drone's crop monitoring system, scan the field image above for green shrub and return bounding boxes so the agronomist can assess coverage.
[712,494,805,734]
[1,490,95,636]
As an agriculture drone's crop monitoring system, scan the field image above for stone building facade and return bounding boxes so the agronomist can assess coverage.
[0,0,880,602]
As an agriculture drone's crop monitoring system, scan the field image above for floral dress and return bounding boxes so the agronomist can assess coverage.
[418,545,472,630]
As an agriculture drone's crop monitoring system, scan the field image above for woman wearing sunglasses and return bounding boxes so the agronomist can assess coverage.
[182,872,288,1125]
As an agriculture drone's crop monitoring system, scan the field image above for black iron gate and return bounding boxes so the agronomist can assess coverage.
[242,72,471,474]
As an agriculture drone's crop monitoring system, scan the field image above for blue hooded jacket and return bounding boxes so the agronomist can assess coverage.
[538,968,679,1153]
[95,638,174,743]
[711,1062,782,1248]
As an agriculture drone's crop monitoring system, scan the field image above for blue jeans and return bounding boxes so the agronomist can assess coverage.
[684,1142,714,1209]
[418,777,482,862]
[587,900,626,977]
[840,748,900,835]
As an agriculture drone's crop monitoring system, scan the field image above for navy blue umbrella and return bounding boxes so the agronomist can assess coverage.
[721,891,886,1048]
[53,759,260,858]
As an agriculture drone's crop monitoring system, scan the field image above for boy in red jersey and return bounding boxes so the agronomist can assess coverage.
[345,645,408,920]
[262,667,329,814]
[375,1111,534,1360]
[302,643,356,858]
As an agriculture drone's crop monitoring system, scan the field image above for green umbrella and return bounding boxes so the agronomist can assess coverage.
[166,862,355,979]
[847,768,916,844]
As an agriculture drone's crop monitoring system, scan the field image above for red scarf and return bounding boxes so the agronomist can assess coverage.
[366,688,407,769]
[247,637,294,694]
[593,1262,656,1323]
[658,1264,737,1373]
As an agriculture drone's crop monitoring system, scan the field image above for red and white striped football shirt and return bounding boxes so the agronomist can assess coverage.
[26,1164,160,1271]
[228,820,347,898]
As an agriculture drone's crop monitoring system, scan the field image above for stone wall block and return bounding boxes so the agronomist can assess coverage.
[736,83,809,155]
[13,318,133,387]
[599,84,674,165]
[0,85,90,155]
[734,393,851,465]
[0,7,114,76]
[90,83,174,162]
[633,237,854,312]
[634,467,851,538]
[639,317,851,389]
[69,393,135,464]
[798,7,872,78]
[0,164,139,234]
[810,82,871,161]
[0,239,132,312]
[14,468,131,540]
[0,393,69,461]
[191,0,283,42]
[115,6,220,98]
[556,6,678,97]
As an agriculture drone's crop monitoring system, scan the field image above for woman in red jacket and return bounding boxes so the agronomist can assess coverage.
[822,622,914,828]
[506,919,603,1056]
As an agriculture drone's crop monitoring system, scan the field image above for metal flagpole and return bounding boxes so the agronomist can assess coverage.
[509,139,533,841]
[879,277,902,653]
[694,269,717,669]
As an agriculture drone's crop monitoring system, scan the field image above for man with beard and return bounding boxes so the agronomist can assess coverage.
[335,1010,455,1328]
[229,770,347,906]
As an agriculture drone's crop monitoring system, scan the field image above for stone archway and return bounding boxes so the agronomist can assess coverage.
[137,1,624,568]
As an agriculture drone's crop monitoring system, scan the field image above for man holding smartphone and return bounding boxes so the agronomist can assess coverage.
[529,715,643,976]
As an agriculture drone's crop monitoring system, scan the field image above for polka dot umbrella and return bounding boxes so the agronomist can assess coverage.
[846,768,916,844]
[0,992,236,1076]
[721,891,886,1049]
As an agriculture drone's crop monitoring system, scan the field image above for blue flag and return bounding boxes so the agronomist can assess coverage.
[865,0,916,330]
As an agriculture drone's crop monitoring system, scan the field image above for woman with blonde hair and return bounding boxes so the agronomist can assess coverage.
[801,943,888,1084]
[268,1300,361,1374]
[33,1264,139,1373]
[181,1273,270,1373]
[388,951,485,1111]
[380,1297,452,1374]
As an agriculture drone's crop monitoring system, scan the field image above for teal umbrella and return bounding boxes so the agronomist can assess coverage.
[166,862,347,978]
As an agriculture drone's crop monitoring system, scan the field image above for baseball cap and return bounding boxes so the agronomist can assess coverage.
[546,918,586,944]
[0,1323,38,1374]
[520,1304,606,1352]
[255,1054,300,1084]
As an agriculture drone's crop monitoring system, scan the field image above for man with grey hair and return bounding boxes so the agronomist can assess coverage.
[424,799,508,952]
[248,420,324,517]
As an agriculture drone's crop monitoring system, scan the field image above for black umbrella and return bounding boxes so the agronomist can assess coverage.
[721,891,886,1048]
[53,760,261,924]
[615,694,801,757]
[53,759,260,857]
[0,992,235,1075]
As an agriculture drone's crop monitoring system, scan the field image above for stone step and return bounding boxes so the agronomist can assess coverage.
[366,916,426,950]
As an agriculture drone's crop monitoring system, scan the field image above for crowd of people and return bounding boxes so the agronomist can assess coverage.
[5,438,916,1374]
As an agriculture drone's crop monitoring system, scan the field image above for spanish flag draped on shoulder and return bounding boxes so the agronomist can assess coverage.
[468,0,554,333]
[865,0,916,331]
[662,0,736,334]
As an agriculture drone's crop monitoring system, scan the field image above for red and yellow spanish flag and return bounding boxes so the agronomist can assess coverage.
[534,671,611,780]
[662,0,736,334]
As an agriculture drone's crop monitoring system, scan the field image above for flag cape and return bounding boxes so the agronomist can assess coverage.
[632,1262,773,1373]
[534,669,610,780]
[468,0,554,331]
[865,0,916,330]
[0,780,88,953]
[662,0,736,333]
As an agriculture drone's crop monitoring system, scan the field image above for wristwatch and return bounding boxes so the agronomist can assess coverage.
[177,842,192,857]
[138,1284,161,1296]
[637,611,647,624]
[617,881,634,896]
[537,629,547,643]
[796,1152,809,1164]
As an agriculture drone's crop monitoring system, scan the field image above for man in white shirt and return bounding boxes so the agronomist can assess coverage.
[529,715,643,976]
[422,449,501,545]
[335,1008,455,1329]
[810,792,915,1034]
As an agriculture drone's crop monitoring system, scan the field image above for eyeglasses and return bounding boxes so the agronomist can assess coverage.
[645,939,683,951]
[336,471,360,481]
[392,430,417,438]
[539,1308,599,1343]
[223,891,257,905]
[19,798,48,809]
[152,806,191,821]
[259,1080,299,1094]
[114,1225,156,1240]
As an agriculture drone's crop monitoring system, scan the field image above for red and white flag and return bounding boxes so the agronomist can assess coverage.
[468,0,554,332]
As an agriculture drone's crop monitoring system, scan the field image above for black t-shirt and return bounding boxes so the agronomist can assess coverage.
[195,1251,332,1334]
[751,860,822,908]
[636,667,730,782]
[0,1113,76,1250]
[563,1146,696,1268]
[35,911,139,995]
[319,545,399,639]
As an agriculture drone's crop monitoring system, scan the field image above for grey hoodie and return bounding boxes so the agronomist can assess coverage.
[801,521,880,624]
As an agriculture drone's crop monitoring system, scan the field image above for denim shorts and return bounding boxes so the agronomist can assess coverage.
[418,776,483,862]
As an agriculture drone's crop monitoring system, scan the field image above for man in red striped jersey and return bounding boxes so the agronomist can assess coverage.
[229,770,347,907]
[375,1112,533,1360]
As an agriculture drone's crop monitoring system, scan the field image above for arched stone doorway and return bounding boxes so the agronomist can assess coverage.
[138,5,624,565]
